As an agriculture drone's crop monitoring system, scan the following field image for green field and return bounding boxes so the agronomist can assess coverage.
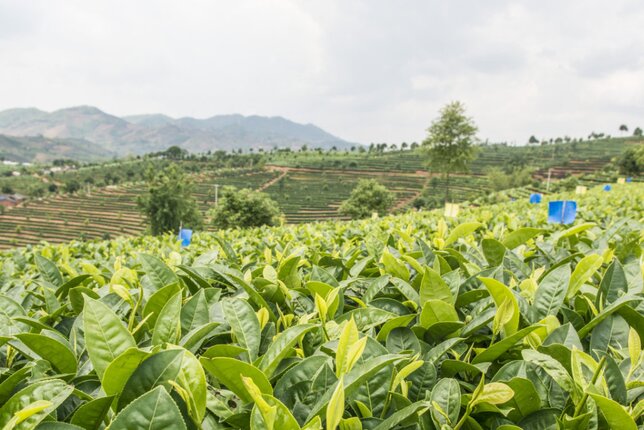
[0,183,641,428]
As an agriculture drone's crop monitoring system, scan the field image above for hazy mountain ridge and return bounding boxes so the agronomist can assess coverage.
[0,134,115,163]
[0,106,355,161]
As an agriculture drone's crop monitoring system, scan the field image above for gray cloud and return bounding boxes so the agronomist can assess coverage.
[0,0,643,145]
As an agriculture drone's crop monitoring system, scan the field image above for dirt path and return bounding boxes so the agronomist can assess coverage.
[392,190,422,211]
[258,167,288,191]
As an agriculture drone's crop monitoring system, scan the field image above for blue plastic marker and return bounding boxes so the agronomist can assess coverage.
[626,177,632,183]
[603,184,611,191]
[548,200,577,224]
[179,229,193,247]
[529,193,542,204]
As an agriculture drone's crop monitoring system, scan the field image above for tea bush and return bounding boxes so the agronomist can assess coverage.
[0,184,642,429]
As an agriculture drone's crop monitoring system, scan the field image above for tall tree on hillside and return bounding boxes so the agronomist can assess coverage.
[619,124,629,135]
[422,101,478,203]
[137,164,202,236]
[634,127,643,137]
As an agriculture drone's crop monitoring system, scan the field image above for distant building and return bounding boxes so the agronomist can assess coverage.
[0,194,26,207]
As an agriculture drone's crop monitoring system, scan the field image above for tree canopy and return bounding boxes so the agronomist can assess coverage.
[339,179,394,219]
[422,101,478,202]
[137,164,202,236]
[617,145,644,176]
[210,186,282,229]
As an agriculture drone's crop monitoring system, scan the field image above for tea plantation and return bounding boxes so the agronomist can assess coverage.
[0,183,642,429]
[2,136,641,249]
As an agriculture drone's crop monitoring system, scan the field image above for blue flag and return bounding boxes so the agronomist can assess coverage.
[179,229,193,247]
[548,200,577,224]
[529,193,542,204]
[603,184,611,191]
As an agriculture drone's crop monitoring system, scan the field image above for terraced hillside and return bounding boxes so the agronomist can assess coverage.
[269,136,641,176]
[0,170,280,249]
[261,168,427,223]
[0,137,640,249]
[0,167,428,248]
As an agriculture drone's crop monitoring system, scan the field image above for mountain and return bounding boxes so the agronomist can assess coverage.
[0,106,355,161]
[0,134,115,163]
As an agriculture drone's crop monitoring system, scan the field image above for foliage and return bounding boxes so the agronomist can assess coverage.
[339,179,394,219]
[137,163,203,235]
[617,145,644,176]
[422,101,478,202]
[549,175,579,193]
[210,186,282,229]
[0,184,641,429]
[64,179,81,194]
[486,166,534,191]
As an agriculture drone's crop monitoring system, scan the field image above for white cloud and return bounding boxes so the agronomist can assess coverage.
[1,0,643,145]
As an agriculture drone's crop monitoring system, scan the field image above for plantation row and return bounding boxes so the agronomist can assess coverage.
[0,166,636,249]
[261,170,427,223]
[0,184,641,428]
[0,170,280,249]
[269,137,639,175]
[0,168,428,248]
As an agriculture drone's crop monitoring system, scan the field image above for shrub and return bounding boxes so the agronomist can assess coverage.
[210,186,282,229]
[339,179,394,219]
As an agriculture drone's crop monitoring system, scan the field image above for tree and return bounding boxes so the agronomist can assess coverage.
[137,164,202,236]
[617,146,644,176]
[528,135,539,144]
[339,179,394,219]
[634,127,643,137]
[619,124,628,134]
[422,101,478,202]
[64,180,81,194]
[163,146,188,160]
[210,186,282,229]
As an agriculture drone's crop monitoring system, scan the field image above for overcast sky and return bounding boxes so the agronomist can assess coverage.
[1,0,643,145]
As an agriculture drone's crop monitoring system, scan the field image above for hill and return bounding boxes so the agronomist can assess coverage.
[0,135,640,248]
[0,134,115,163]
[0,106,355,161]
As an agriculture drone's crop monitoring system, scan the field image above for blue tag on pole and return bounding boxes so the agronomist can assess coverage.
[548,200,577,224]
[603,184,611,191]
[529,193,542,204]
[626,177,632,183]
[179,229,193,247]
